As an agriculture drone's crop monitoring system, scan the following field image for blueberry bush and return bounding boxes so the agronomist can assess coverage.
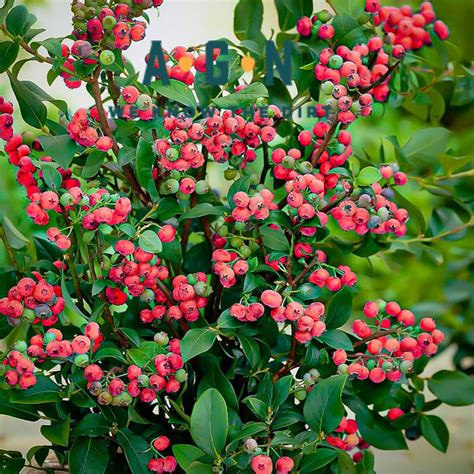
[0,0,473,473]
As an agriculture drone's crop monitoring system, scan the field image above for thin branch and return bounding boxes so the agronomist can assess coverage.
[353,328,399,348]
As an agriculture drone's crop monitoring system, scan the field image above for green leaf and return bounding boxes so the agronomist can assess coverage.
[190,388,228,458]
[234,0,264,42]
[274,0,312,31]
[73,413,109,437]
[150,79,198,111]
[187,462,214,474]
[356,166,382,186]
[2,215,29,250]
[421,415,449,452]
[259,225,290,252]
[428,370,474,406]
[244,397,268,420]
[38,135,79,169]
[116,429,152,474]
[60,274,89,327]
[0,449,25,474]
[9,374,61,404]
[40,417,70,446]
[303,375,347,434]
[127,341,165,367]
[138,230,162,254]
[213,82,269,109]
[82,150,106,178]
[0,0,14,23]
[199,356,239,411]
[331,0,364,18]
[337,451,357,474]
[22,81,68,114]
[69,437,109,474]
[332,14,366,47]
[135,137,159,201]
[273,374,293,409]
[0,391,39,422]
[238,334,261,368]
[300,448,339,473]
[318,329,353,351]
[325,287,353,329]
[347,397,407,450]
[179,203,226,221]
[403,127,451,161]
[181,328,217,362]
[0,41,19,73]
[5,5,36,37]
[41,163,62,190]
[229,421,267,442]
[8,72,46,128]
[172,445,207,472]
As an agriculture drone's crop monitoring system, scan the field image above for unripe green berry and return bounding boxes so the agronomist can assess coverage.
[230,237,243,248]
[234,221,246,232]
[99,50,115,66]
[140,288,155,303]
[74,354,90,367]
[195,180,210,195]
[21,308,36,323]
[43,332,57,344]
[60,193,74,207]
[154,332,169,346]
[240,244,251,258]
[294,389,307,401]
[97,391,113,405]
[321,81,334,95]
[338,363,349,374]
[175,368,188,383]
[224,169,238,180]
[166,148,179,161]
[136,94,152,111]
[14,341,27,352]
[282,156,295,169]
[318,9,332,22]
[400,360,413,374]
[137,374,150,387]
[328,55,343,69]
[102,15,116,29]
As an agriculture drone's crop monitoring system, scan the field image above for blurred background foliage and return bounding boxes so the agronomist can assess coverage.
[0,0,472,374]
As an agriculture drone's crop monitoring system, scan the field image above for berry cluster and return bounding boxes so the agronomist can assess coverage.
[108,238,168,305]
[0,97,14,140]
[148,435,177,473]
[331,179,408,236]
[153,105,279,174]
[332,300,445,383]
[212,249,249,289]
[307,251,358,292]
[72,1,164,52]
[1,323,103,390]
[316,44,392,109]
[296,11,335,40]
[231,189,277,222]
[140,273,211,324]
[250,455,294,474]
[0,276,64,327]
[67,108,114,150]
[145,45,218,86]
[84,336,185,405]
[231,291,327,344]
[366,1,450,50]
[327,417,370,463]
